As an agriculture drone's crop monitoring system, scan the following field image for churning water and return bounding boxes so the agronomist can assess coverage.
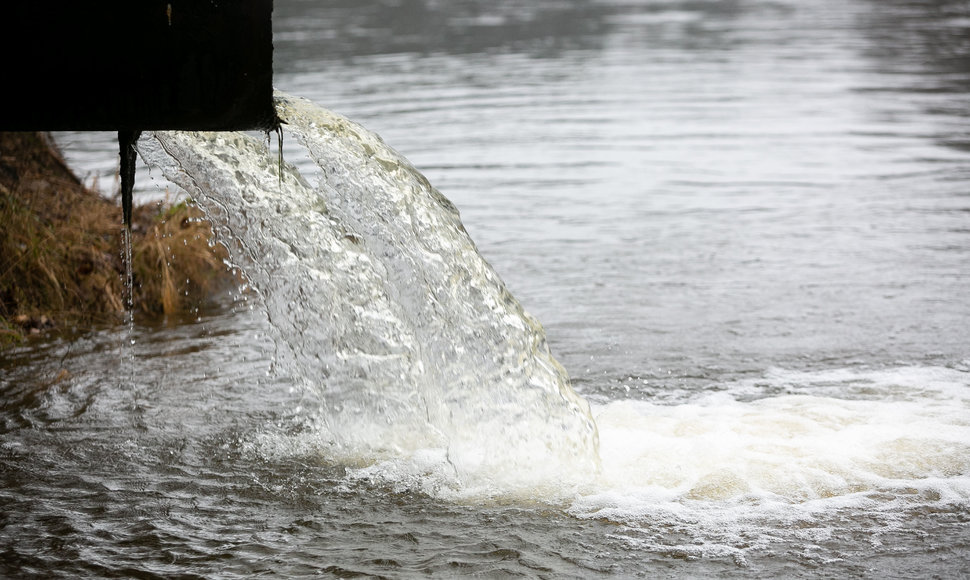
[141,90,970,574]
[6,0,970,577]
[140,93,601,495]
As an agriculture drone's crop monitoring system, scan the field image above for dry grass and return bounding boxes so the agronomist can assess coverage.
[131,200,235,316]
[0,132,236,345]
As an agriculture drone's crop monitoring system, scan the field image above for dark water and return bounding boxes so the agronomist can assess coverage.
[9,0,970,577]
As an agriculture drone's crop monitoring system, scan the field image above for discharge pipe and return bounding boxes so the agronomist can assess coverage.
[0,0,277,227]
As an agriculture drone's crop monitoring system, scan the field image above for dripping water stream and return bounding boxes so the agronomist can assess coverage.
[118,130,139,388]
[120,226,135,386]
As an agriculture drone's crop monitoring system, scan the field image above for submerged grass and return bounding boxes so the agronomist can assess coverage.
[0,132,236,346]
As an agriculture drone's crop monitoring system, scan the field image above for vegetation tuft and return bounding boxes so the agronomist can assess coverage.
[0,132,236,346]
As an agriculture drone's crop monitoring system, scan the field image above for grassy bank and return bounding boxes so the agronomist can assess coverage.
[0,132,236,345]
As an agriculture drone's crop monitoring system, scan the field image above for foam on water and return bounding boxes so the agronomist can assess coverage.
[138,93,970,544]
[587,366,970,503]
[566,365,970,559]
[233,362,970,563]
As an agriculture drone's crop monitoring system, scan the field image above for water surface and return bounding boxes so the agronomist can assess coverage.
[10,0,970,576]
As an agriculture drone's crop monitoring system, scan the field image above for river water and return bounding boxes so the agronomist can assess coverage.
[6,0,970,577]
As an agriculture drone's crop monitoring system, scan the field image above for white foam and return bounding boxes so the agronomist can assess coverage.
[570,366,970,521]
[136,92,970,555]
[245,366,970,528]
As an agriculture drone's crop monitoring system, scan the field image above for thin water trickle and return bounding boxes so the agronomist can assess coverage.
[120,226,136,384]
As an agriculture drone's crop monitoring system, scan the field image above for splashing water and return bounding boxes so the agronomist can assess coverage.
[137,94,970,544]
[138,92,600,494]
[571,365,970,561]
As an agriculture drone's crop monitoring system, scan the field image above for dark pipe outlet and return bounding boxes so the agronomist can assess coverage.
[1,0,277,227]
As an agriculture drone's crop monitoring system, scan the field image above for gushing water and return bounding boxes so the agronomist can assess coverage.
[137,94,970,533]
[138,92,600,493]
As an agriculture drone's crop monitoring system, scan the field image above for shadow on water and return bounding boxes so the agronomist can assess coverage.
[273,0,613,60]
[856,0,970,152]
[273,0,783,65]
[858,0,970,82]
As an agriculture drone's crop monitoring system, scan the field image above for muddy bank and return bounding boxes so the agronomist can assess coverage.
[0,132,236,344]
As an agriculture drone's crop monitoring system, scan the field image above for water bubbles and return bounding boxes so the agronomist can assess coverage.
[140,92,600,492]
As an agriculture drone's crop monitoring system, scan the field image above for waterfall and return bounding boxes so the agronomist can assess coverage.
[137,91,600,493]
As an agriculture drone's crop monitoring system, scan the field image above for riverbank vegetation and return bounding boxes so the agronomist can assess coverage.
[0,132,235,346]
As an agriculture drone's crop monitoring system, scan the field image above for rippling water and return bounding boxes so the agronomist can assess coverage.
[9,0,970,577]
